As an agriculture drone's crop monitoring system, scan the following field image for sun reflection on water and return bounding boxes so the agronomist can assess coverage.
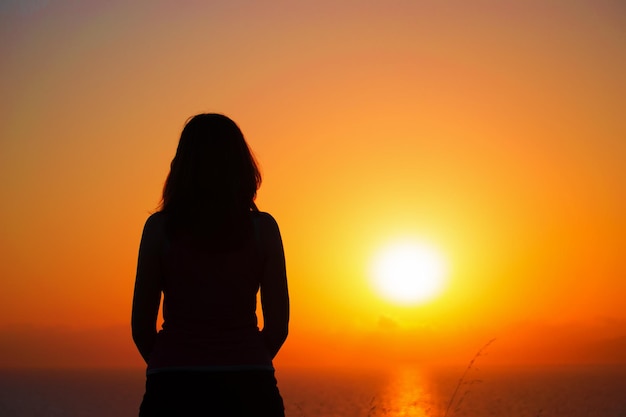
[372,367,436,417]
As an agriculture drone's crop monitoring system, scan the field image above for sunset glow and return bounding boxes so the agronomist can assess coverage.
[0,0,625,370]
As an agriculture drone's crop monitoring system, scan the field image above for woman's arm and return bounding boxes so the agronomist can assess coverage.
[258,213,290,359]
[131,213,164,363]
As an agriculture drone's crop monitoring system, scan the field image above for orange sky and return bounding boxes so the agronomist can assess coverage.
[1,0,625,369]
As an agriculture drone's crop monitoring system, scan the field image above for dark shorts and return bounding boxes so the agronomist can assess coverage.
[139,370,285,417]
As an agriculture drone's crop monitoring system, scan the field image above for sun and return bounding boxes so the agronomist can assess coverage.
[370,239,448,305]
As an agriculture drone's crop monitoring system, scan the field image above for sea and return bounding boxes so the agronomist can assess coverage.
[0,365,624,417]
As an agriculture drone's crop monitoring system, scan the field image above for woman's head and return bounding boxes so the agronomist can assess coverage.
[160,114,261,241]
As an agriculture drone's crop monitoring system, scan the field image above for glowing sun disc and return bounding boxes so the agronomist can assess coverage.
[370,240,447,304]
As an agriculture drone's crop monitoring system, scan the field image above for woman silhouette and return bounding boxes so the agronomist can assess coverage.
[132,114,289,416]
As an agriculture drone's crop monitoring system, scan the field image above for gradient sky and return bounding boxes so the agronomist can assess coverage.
[1,0,625,369]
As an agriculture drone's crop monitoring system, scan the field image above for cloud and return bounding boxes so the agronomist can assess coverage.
[377,315,399,331]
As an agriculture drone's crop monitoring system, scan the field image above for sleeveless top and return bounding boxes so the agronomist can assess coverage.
[146,213,273,374]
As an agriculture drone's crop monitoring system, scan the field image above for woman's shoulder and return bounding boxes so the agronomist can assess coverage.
[145,211,166,226]
[253,211,279,226]
[252,211,282,241]
[141,211,167,240]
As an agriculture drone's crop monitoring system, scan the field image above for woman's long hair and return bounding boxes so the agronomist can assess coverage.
[159,113,261,248]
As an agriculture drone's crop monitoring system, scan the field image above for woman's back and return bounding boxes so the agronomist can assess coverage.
[161,212,262,332]
[145,211,277,373]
